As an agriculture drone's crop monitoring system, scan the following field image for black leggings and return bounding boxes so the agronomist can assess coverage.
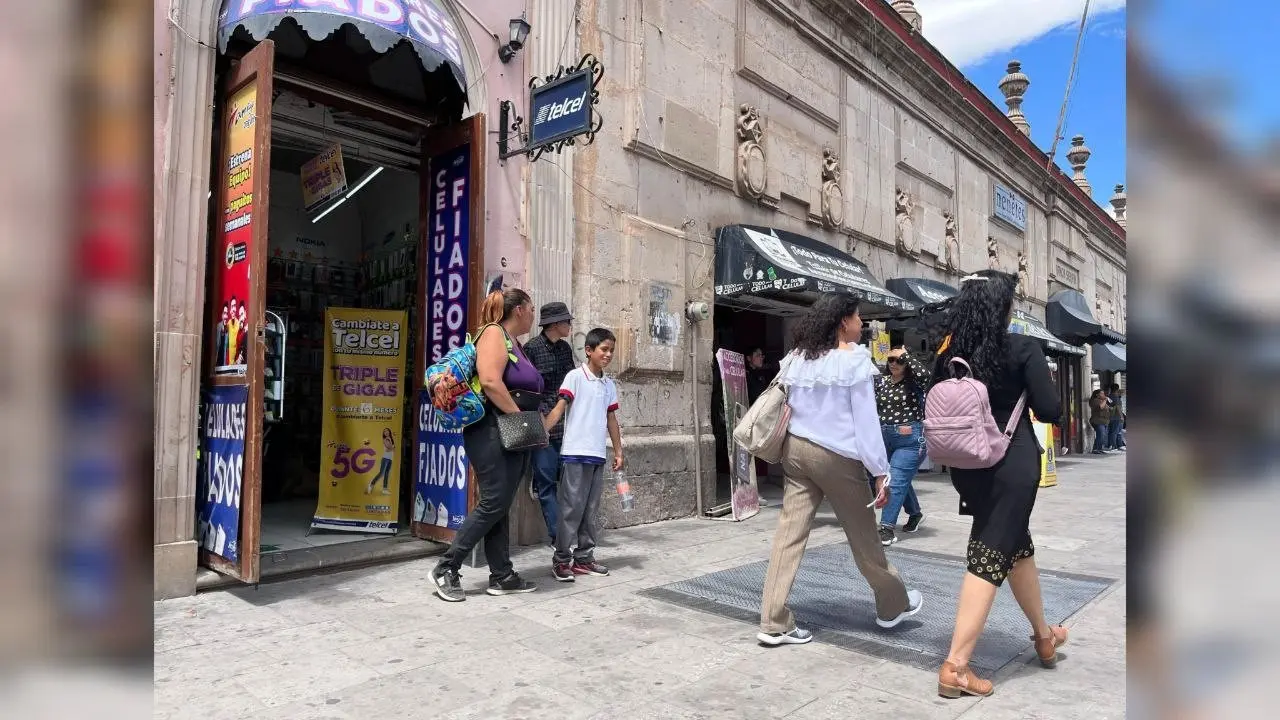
[438,412,531,582]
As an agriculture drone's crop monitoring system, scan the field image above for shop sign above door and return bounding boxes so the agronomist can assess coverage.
[499,54,604,161]
[993,182,1028,230]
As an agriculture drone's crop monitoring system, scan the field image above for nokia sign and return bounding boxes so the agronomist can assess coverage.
[527,68,594,150]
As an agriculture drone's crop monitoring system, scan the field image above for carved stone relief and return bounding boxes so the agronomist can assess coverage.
[1016,251,1030,297]
[894,188,916,256]
[987,236,1000,270]
[735,104,767,199]
[819,148,844,228]
[943,212,960,273]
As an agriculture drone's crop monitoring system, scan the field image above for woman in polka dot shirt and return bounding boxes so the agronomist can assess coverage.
[873,347,930,546]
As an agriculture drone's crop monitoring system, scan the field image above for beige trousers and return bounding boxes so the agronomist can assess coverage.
[759,435,911,634]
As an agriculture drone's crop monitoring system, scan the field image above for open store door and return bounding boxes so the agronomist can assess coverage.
[198,40,274,583]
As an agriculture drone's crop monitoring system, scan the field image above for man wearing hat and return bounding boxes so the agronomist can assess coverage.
[524,301,576,546]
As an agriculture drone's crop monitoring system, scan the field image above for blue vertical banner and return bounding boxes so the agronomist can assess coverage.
[197,384,248,562]
[415,144,471,534]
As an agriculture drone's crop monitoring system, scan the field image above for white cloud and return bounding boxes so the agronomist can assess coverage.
[911,0,1126,68]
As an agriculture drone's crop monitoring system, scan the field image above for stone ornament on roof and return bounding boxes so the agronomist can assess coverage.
[998,61,1031,136]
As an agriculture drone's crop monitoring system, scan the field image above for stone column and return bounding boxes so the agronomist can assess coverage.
[1067,135,1092,196]
[998,61,1031,136]
[154,0,221,599]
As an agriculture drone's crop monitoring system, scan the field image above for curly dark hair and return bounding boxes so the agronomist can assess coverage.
[932,270,1017,389]
[791,292,862,360]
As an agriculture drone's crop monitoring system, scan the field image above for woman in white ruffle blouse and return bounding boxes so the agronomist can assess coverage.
[756,292,923,647]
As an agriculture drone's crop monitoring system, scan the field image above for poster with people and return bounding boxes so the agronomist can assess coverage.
[197,385,248,562]
[717,349,761,521]
[312,308,409,533]
[211,80,257,376]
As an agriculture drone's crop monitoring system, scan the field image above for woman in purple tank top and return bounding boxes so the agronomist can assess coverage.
[432,288,544,601]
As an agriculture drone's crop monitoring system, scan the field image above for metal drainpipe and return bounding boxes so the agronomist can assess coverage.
[689,318,703,518]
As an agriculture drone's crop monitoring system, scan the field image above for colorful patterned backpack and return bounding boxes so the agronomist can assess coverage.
[424,324,515,430]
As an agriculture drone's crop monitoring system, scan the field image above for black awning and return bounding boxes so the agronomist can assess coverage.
[1092,343,1127,373]
[885,277,959,306]
[1011,309,1086,356]
[714,225,915,316]
[1046,289,1104,345]
[218,0,468,97]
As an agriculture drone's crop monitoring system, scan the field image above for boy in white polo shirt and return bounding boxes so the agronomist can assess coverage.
[541,328,624,582]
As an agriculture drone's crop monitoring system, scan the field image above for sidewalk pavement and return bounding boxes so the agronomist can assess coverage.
[155,453,1126,719]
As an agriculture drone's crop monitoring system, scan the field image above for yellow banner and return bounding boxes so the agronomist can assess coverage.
[300,143,347,211]
[870,324,892,365]
[312,307,409,533]
[1034,418,1059,488]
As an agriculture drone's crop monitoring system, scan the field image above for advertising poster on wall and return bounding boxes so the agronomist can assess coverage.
[300,143,347,211]
[312,308,409,533]
[197,384,248,562]
[211,80,257,376]
[415,143,472,540]
[717,349,760,521]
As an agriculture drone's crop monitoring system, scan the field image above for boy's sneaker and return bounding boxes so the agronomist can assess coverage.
[432,565,465,602]
[903,514,925,533]
[552,563,576,582]
[487,572,537,596]
[878,526,897,546]
[572,560,610,577]
[757,627,813,646]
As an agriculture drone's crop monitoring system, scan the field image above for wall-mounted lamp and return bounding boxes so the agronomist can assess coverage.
[498,13,532,63]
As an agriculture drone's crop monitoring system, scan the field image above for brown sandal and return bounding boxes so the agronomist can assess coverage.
[1032,625,1069,668]
[937,661,994,698]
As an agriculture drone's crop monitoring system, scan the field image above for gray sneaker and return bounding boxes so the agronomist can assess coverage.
[756,627,814,646]
[877,588,923,628]
[432,565,465,602]
[487,572,537,596]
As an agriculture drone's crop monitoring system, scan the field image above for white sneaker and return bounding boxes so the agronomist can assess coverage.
[876,589,924,629]
[757,627,814,646]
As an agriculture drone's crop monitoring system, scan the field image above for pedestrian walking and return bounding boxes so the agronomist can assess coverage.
[757,292,923,647]
[1106,384,1126,450]
[1089,389,1112,454]
[524,301,576,545]
[874,346,929,546]
[541,328,623,581]
[930,270,1068,698]
[431,288,544,602]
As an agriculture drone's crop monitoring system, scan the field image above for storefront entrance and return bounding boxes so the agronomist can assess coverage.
[196,5,484,583]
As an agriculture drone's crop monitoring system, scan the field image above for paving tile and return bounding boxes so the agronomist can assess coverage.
[234,651,380,708]
[666,667,820,719]
[784,683,963,719]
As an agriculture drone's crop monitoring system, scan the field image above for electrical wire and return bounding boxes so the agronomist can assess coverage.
[1045,0,1092,170]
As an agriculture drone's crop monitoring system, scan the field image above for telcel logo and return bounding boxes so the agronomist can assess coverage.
[534,93,587,125]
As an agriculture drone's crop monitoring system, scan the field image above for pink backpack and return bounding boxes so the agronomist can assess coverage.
[923,357,1027,470]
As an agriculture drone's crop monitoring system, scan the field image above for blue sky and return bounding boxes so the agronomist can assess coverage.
[1138,1,1280,153]
[915,0,1128,210]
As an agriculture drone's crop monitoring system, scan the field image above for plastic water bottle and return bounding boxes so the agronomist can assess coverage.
[615,471,635,512]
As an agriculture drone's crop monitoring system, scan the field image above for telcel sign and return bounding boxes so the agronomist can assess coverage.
[528,69,593,151]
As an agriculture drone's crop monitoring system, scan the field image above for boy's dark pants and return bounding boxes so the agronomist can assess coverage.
[553,462,605,565]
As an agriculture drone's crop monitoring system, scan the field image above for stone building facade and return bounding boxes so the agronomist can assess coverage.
[549,0,1127,522]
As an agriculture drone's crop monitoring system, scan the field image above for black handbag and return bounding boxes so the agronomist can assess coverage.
[495,410,548,452]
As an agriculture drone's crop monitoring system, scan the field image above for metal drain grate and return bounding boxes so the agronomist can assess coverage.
[642,544,1114,674]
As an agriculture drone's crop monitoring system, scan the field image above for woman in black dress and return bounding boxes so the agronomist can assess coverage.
[930,270,1068,698]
